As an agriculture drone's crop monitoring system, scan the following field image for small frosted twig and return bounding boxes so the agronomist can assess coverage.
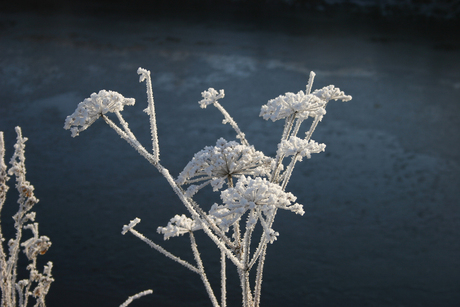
[232,221,241,248]
[252,243,267,307]
[305,115,321,142]
[0,131,8,223]
[190,232,220,307]
[306,71,316,95]
[102,115,157,166]
[213,101,249,146]
[238,268,253,307]
[290,118,304,139]
[188,197,237,250]
[114,111,137,142]
[281,154,299,190]
[157,164,243,269]
[270,115,295,183]
[281,114,296,142]
[119,289,153,307]
[126,227,200,274]
[220,249,227,307]
[138,67,160,162]
[121,218,141,235]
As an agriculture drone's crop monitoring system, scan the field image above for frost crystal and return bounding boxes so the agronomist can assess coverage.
[157,214,202,240]
[277,136,326,161]
[199,88,225,109]
[176,138,273,196]
[64,90,135,137]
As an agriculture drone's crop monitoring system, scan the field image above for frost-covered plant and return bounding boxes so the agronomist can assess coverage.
[0,127,53,307]
[65,68,351,307]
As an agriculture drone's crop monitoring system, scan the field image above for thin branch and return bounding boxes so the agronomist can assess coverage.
[220,250,227,307]
[213,101,249,146]
[190,232,220,307]
[119,290,153,307]
[127,228,200,274]
[138,67,160,162]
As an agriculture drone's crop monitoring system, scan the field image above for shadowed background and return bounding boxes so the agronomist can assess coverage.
[0,1,459,306]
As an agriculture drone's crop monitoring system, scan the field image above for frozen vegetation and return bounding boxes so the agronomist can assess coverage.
[0,128,53,307]
[64,68,351,306]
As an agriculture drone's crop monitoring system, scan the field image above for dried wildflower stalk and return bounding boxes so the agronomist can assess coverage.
[65,68,351,307]
[0,127,53,307]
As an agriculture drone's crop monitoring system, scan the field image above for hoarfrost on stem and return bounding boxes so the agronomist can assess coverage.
[0,127,54,307]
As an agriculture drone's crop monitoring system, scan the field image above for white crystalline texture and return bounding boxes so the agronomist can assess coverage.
[199,88,225,109]
[64,90,135,137]
[260,91,326,122]
[122,218,141,235]
[157,214,202,240]
[277,136,326,161]
[214,175,304,241]
[21,234,52,261]
[312,85,352,102]
[220,176,303,216]
[176,138,273,195]
[260,85,351,122]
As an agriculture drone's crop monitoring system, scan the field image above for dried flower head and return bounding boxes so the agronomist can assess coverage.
[176,138,273,197]
[199,88,225,109]
[211,176,304,240]
[260,84,351,122]
[312,85,352,102]
[157,214,202,240]
[277,136,326,161]
[260,91,326,122]
[64,90,135,137]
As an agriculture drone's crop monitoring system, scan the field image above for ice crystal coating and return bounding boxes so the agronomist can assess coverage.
[122,218,141,235]
[199,88,225,109]
[260,91,326,122]
[277,136,326,161]
[211,176,304,240]
[312,85,352,102]
[64,90,135,137]
[21,224,52,260]
[176,138,273,196]
[260,85,351,122]
[157,214,202,240]
[63,68,352,307]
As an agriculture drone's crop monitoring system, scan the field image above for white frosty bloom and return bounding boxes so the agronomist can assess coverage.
[213,176,304,242]
[312,85,352,102]
[64,90,135,137]
[260,90,327,122]
[176,138,273,197]
[260,78,351,122]
[199,88,225,109]
[220,176,303,216]
[157,214,202,240]
[277,136,326,161]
